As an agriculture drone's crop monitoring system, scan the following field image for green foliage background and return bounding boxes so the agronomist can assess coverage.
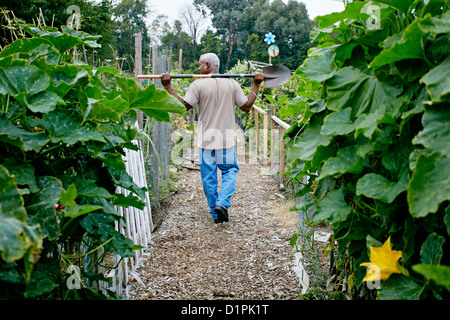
[285,0,450,299]
[0,21,184,299]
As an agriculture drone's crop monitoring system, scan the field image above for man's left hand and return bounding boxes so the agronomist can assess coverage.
[254,72,264,86]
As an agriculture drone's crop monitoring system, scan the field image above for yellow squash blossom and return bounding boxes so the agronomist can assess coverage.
[361,237,402,282]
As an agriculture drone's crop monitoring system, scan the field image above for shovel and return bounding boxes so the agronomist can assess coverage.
[136,64,292,88]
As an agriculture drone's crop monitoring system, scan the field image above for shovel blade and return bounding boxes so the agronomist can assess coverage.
[262,64,292,88]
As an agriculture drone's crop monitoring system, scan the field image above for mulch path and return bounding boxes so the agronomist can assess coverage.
[126,145,331,300]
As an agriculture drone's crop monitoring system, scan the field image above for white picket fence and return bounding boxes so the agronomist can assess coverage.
[94,138,153,296]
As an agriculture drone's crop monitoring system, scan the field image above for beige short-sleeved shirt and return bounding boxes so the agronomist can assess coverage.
[184,78,248,150]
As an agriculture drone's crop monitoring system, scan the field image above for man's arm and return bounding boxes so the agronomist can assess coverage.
[239,73,264,113]
[161,73,193,111]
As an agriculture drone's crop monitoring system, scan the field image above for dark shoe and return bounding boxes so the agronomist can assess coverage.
[214,218,223,224]
[214,205,229,222]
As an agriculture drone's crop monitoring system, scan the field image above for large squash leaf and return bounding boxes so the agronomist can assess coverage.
[408,152,450,218]
[25,176,62,240]
[0,165,27,221]
[0,118,49,152]
[326,66,402,118]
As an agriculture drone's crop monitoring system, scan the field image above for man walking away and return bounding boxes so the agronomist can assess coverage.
[161,53,264,224]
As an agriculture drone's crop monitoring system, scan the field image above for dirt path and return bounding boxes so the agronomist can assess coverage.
[126,154,303,300]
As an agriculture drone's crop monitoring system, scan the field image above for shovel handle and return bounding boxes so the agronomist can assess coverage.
[136,73,274,80]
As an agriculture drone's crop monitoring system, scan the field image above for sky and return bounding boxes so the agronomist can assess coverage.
[149,0,346,23]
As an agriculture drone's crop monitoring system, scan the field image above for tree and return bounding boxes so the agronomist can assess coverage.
[198,29,228,71]
[161,19,197,69]
[179,2,208,46]
[246,0,314,69]
[113,0,151,72]
[194,0,314,71]
[194,0,251,70]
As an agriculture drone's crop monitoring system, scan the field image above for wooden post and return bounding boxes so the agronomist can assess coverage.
[254,109,259,158]
[270,110,275,169]
[263,110,269,165]
[279,126,286,188]
[151,45,160,204]
[134,33,143,129]
[178,48,183,73]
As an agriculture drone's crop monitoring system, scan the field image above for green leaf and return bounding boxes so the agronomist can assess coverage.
[412,264,450,291]
[0,65,49,97]
[420,233,445,265]
[354,105,395,139]
[0,37,54,59]
[1,159,38,193]
[131,85,186,117]
[356,173,408,204]
[420,56,450,102]
[0,164,27,221]
[379,274,423,300]
[287,115,332,163]
[113,194,146,210]
[41,110,105,145]
[413,104,450,157]
[313,188,352,224]
[61,25,102,42]
[93,66,120,76]
[0,118,49,152]
[408,152,450,218]
[42,33,82,54]
[375,0,412,14]
[326,67,401,118]
[315,1,366,28]
[97,152,126,171]
[371,18,426,70]
[321,108,355,136]
[25,176,62,240]
[445,205,450,237]
[116,76,185,122]
[25,269,59,298]
[73,178,114,200]
[65,204,104,219]
[419,10,450,36]
[60,183,77,207]
[108,167,146,200]
[0,215,42,264]
[318,145,363,181]
[105,233,138,258]
[26,91,64,113]
[300,45,337,82]
[84,99,121,122]
[80,212,116,241]
[48,64,88,97]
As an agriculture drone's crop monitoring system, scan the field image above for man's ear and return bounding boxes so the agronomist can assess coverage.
[205,62,211,70]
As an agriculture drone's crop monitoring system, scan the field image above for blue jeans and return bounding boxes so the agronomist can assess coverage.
[199,147,240,219]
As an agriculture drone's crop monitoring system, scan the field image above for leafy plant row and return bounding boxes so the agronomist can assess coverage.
[0,21,185,299]
[286,0,450,299]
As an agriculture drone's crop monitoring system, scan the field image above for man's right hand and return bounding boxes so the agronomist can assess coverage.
[161,73,171,88]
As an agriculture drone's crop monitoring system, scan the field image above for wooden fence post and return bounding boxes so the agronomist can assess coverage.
[254,108,259,157]
[263,110,269,165]
[279,126,286,188]
[135,33,143,129]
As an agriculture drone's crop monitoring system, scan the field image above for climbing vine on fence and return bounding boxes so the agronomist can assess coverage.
[0,20,185,299]
[286,0,450,299]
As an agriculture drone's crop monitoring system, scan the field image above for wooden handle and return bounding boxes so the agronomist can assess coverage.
[136,74,213,80]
